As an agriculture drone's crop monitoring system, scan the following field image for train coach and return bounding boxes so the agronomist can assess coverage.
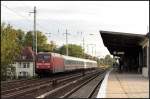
[35,52,97,76]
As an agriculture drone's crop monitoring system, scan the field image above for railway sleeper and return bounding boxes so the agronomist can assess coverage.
[52,79,57,86]
[36,70,102,98]
[60,71,106,98]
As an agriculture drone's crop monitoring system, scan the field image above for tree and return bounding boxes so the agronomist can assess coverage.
[57,44,84,58]
[1,23,23,80]
[49,41,57,52]
[16,29,25,53]
[39,41,57,52]
[37,31,47,52]
[1,23,58,80]
[23,31,33,47]
[96,55,116,68]
[104,55,114,67]
[16,29,25,46]
[23,31,48,52]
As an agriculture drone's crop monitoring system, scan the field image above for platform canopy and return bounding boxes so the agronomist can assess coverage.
[100,30,146,56]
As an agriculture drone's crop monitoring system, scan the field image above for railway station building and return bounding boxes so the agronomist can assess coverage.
[100,31,149,77]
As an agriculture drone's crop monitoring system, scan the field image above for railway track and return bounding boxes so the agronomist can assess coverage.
[63,71,106,98]
[1,69,101,99]
[17,70,99,98]
[36,68,107,98]
[1,69,91,91]
[1,78,43,91]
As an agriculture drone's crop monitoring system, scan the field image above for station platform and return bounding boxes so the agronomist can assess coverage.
[97,68,149,98]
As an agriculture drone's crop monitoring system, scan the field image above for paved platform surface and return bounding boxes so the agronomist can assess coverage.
[105,69,149,98]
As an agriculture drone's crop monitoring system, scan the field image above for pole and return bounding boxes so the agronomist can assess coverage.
[148,33,150,77]
[29,6,36,77]
[88,44,96,59]
[86,44,88,59]
[65,29,68,56]
[34,6,37,55]
[95,44,96,56]
[147,26,149,77]
[92,46,94,58]
[148,32,150,77]
[81,32,85,58]
[83,37,85,58]
[34,6,36,77]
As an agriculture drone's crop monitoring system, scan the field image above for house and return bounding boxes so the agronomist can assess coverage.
[13,47,35,78]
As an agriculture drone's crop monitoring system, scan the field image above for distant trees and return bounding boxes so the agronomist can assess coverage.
[97,55,116,68]
[56,45,116,68]
[40,41,57,52]
[56,44,84,58]
[23,31,50,52]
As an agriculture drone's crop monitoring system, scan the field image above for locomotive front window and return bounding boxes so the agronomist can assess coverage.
[37,54,43,61]
[43,55,50,61]
[37,54,50,61]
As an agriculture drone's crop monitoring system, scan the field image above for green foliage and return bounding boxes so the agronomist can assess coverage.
[1,23,58,80]
[41,41,57,52]
[57,44,84,58]
[37,31,47,52]
[16,29,25,46]
[23,31,57,52]
[1,23,23,80]
[23,31,33,47]
[97,55,116,68]
[1,23,115,80]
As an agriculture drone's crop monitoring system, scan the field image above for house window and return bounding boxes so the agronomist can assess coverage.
[27,63,30,68]
[23,63,26,68]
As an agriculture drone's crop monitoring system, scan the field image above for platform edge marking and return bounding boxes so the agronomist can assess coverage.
[96,68,113,98]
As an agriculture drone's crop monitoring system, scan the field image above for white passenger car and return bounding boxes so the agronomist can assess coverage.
[62,55,97,71]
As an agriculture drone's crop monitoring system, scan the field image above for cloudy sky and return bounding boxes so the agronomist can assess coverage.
[1,1,149,58]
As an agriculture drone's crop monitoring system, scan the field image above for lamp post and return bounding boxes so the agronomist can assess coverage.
[89,33,97,57]
[80,32,85,58]
[87,44,96,59]
[63,29,70,56]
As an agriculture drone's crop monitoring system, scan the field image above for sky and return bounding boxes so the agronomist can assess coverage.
[1,1,149,58]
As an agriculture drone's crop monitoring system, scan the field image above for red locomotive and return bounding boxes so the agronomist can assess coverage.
[35,52,97,76]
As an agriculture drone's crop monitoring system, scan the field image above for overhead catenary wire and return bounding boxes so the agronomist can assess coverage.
[2,4,63,42]
[2,4,49,34]
[2,4,89,50]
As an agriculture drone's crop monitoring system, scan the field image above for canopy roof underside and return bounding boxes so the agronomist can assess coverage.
[100,30,146,55]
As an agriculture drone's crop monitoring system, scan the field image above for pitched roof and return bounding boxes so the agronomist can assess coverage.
[15,46,35,62]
